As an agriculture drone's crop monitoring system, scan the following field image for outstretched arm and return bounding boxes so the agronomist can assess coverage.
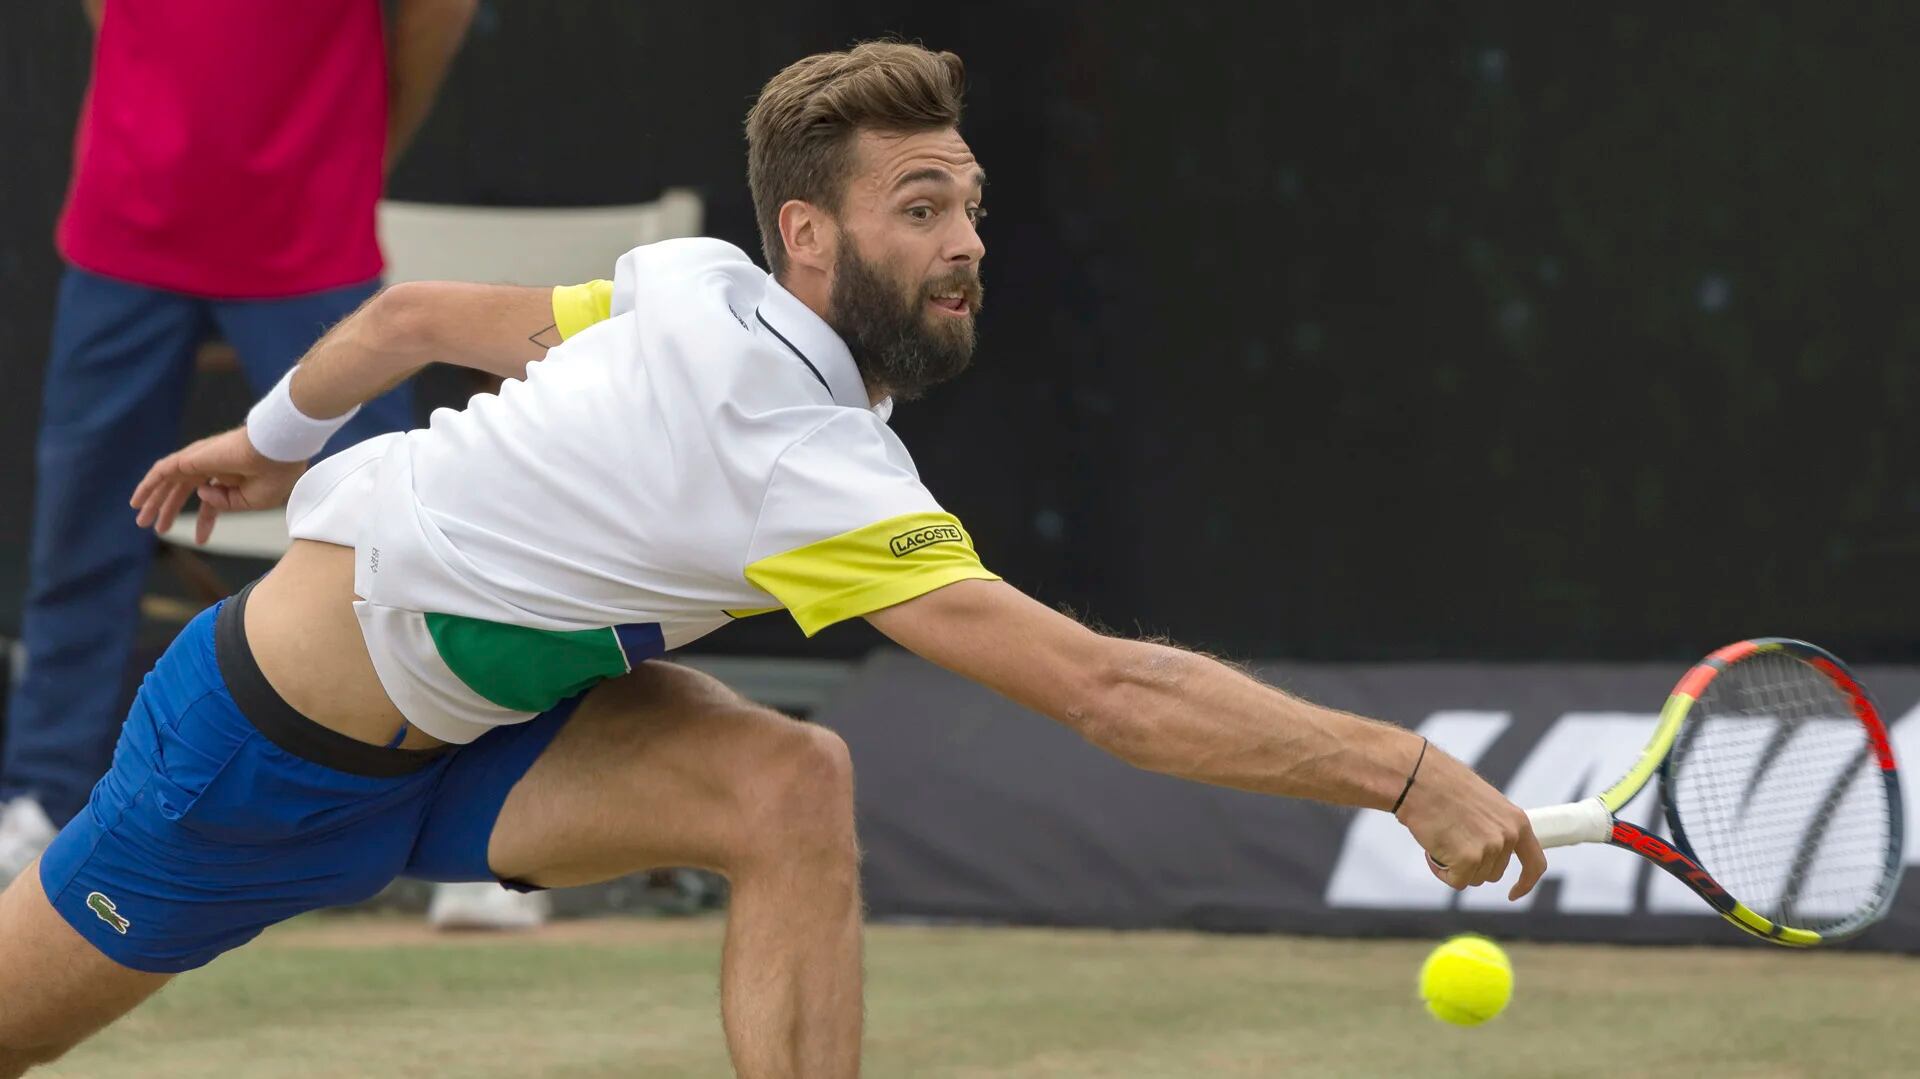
[867,578,1546,898]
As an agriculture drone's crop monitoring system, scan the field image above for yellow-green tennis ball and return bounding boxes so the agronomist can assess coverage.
[1418,934,1512,1027]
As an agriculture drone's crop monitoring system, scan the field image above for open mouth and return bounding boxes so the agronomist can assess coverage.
[928,292,971,316]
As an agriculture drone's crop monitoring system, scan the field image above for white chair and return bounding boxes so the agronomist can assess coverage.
[153,190,707,605]
[378,189,703,285]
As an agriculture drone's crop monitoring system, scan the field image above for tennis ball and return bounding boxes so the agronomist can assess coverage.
[1418,934,1512,1027]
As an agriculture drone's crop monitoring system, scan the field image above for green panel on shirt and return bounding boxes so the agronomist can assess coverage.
[424,613,628,713]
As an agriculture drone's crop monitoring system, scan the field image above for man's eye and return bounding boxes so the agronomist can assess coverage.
[967,206,988,224]
[906,206,933,221]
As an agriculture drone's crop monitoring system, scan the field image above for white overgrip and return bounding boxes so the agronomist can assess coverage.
[1526,797,1614,848]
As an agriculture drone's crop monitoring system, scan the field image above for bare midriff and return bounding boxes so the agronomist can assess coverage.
[244,539,449,750]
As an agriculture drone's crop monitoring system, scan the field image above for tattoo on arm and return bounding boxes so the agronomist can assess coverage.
[528,324,563,351]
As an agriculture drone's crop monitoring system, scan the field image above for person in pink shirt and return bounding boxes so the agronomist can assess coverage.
[0,0,476,884]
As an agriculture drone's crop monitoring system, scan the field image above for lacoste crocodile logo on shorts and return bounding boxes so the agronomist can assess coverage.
[86,891,130,935]
[889,524,963,558]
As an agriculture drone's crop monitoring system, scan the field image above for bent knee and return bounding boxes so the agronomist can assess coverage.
[792,722,854,794]
[735,721,856,863]
[757,720,854,818]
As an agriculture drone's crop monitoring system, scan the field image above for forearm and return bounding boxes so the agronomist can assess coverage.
[385,0,476,171]
[1078,639,1423,810]
[285,282,553,418]
[869,581,1540,894]
[281,290,426,418]
[868,581,1425,811]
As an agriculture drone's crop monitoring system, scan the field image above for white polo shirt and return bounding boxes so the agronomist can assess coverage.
[285,237,997,743]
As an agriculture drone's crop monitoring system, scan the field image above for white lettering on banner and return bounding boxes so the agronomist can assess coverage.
[1459,712,1660,914]
[1323,712,1509,910]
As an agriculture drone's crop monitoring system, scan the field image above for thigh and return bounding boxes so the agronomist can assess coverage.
[40,267,205,454]
[0,860,171,1061]
[211,277,415,453]
[483,664,822,888]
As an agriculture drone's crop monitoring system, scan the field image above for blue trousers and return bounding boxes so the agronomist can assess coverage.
[3,266,414,825]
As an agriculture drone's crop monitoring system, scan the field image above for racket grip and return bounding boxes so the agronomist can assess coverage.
[1526,798,1613,848]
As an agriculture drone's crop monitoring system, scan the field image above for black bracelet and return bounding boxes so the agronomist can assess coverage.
[1390,737,1428,815]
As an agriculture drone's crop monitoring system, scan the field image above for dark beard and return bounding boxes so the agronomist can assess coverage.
[825,243,981,402]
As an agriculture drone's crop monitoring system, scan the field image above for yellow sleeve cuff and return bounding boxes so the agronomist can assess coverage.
[744,512,1000,636]
[551,280,614,340]
[783,562,1001,637]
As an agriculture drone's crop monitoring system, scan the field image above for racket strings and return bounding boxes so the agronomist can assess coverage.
[1665,653,1895,933]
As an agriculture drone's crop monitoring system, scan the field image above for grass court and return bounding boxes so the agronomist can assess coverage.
[44,913,1919,1077]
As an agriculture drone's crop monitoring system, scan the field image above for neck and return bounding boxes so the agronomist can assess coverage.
[774,266,890,407]
[777,265,833,326]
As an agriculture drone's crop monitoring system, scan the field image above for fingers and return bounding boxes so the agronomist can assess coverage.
[1441,844,1507,891]
[1479,829,1519,889]
[1455,819,1536,896]
[130,460,166,514]
[192,500,215,546]
[1509,824,1548,901]
[139,479,235,546]
[1426,812,1533,894]
[132,439,244,537]
[132,432,250,530]
[1400,750,1547,900]
[134,474,189,532]
[133,483,163,528]
[132,455,186,528]
[133,448,206,532]
[154,479,196,535]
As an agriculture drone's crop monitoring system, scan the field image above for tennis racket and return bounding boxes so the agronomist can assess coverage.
[1524,638,1903,946]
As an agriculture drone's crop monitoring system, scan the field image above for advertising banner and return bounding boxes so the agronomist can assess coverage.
[826,651,1920,951]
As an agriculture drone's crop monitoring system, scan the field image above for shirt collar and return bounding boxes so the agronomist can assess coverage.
[756,274,894,420]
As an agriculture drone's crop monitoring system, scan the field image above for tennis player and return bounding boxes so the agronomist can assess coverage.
[0,42,1545,1077]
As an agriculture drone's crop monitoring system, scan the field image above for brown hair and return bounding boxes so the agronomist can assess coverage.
[746,41,966,276]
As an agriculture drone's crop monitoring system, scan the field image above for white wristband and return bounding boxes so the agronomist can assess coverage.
[245,368,360,462]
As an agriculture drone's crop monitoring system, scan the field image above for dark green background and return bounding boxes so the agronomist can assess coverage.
[3,3,1915,663]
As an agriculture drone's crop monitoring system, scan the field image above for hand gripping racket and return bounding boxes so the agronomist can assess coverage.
[1524,639,1903,945]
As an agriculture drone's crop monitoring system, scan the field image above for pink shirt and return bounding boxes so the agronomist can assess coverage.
[58,0,388,299]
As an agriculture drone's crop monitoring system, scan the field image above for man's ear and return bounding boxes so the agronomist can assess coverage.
[778,199,837,275]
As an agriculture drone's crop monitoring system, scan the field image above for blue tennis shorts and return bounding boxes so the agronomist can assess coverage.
[39,585,579,973]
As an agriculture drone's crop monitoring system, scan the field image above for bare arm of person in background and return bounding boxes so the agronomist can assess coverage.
[386,0,479,174]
